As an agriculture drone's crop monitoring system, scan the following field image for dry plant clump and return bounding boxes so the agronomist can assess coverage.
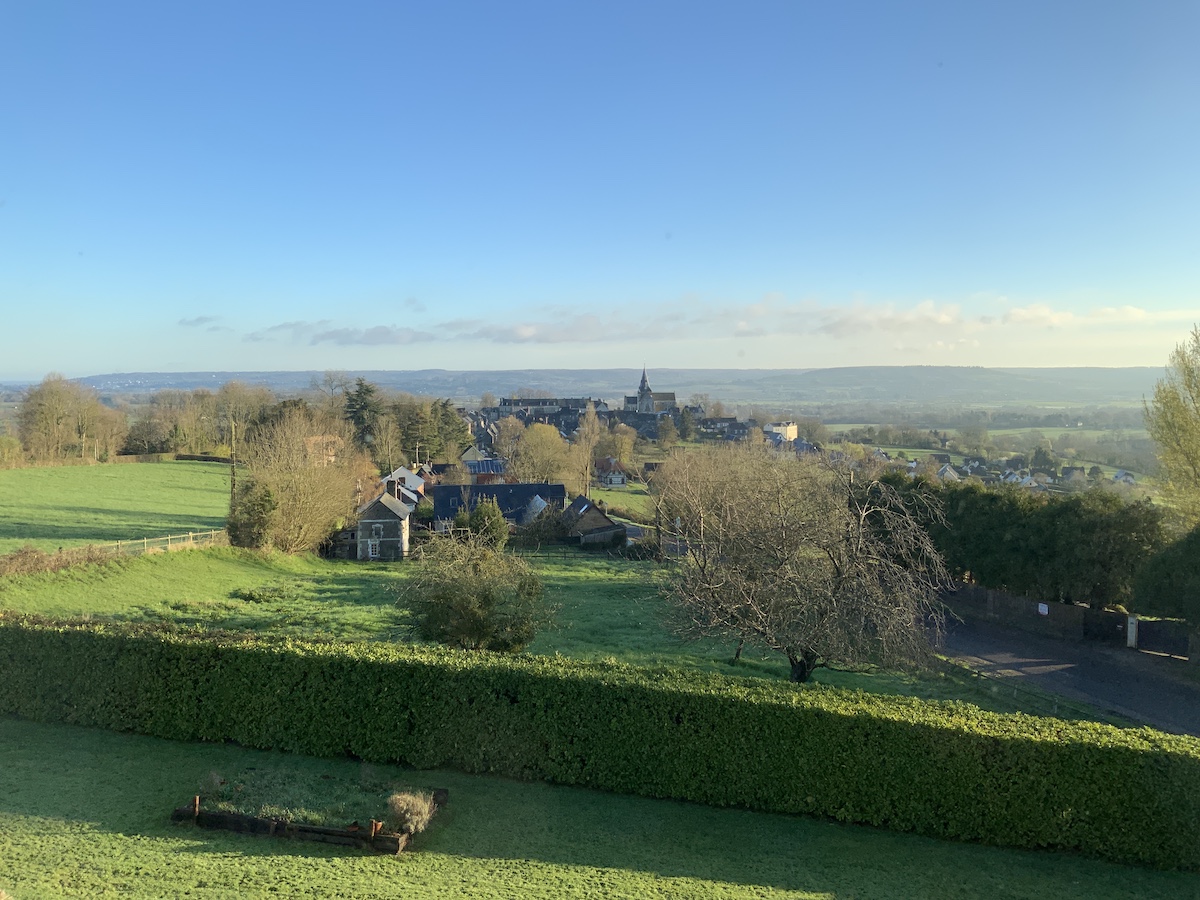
[386,790,437,834]
[0,543,121,577]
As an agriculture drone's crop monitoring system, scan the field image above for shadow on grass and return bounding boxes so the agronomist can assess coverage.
[1,717,1191,899]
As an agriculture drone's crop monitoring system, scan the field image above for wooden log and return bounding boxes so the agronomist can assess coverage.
[171,804,409,853]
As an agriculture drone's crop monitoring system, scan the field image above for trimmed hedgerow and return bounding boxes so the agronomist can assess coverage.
[0,613,1197,870]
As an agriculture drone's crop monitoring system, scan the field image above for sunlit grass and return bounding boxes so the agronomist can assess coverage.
[2,716,1195,900]
[0,460,230,553]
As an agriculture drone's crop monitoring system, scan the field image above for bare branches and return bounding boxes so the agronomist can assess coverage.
[654,444,948,682]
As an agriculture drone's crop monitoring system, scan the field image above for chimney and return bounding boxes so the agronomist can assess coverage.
[385,479,399,498]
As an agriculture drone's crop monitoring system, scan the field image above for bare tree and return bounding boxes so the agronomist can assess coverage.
[230,406,374,553]
[574,402,602,497]
[18,374,122,461]
[492,416,526,464]
[654,444,948,682]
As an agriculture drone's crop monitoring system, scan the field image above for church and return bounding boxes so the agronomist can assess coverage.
[623,368,678,415]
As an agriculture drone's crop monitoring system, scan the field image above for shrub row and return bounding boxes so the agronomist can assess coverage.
[1,613,1198,869]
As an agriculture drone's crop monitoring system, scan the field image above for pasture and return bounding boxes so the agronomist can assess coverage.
[2,716,1196,900]
[0,460,230,553]
[0,546,1126,722]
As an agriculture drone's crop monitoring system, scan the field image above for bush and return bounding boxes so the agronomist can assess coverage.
[2,615,1199,870]
[468,498,509,549]
[386,790,437,834]
[401,537,551,652]
[0,544,121,577]
[1132,525,1200,622]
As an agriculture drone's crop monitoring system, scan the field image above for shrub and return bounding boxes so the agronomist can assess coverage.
[386,790,437,834]
[401,536,551,652]
[0,544,121,577]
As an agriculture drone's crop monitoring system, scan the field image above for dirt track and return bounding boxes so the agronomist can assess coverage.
[941,618,1200,736]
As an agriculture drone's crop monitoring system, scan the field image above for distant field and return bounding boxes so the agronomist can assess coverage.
[4,718,1190,900]
[589,483,653,518]
[0,460,230,553]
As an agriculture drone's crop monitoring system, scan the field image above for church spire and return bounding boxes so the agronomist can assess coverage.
[639,366,650,393]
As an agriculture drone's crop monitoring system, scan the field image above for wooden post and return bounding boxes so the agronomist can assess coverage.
[192,795,200,822]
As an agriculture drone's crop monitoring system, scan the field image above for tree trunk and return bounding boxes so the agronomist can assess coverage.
[732,638,744,664]
[786,648,819,683]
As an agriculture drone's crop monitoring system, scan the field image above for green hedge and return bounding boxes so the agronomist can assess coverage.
[1,613,1198,869]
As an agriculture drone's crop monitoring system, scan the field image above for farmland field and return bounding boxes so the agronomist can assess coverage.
[2,716,1195,900]
[0,460,230,554]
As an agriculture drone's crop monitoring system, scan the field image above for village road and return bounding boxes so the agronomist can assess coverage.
[941,618,1200,737]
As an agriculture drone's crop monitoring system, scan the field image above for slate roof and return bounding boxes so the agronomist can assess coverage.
[431,482,568,525]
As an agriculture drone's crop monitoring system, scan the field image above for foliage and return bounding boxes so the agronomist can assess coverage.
[2,615,1199,870]
[509,506,570,548]
[655,444,948,681]
[1145,324,1200,523]
[931,480,1165,607]
[1132,525,1200,624]
[510,423,570,483]
[401,536,549,651]
[225,479,276,550]
[467,497,509,549]
[343,377,383,450]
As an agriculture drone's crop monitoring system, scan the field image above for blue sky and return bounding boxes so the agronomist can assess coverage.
[2,1,1198,379]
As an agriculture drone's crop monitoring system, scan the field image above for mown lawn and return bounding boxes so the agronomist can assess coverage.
[2,717,1195,900]
[0,460,230,553]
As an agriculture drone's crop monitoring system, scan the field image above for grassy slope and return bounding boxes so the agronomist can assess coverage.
[0,461,230,553]
[2,717,1196,900]
[0,548,1125,721]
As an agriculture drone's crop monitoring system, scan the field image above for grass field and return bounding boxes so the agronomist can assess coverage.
[588,483,654,518]
[2,717,1195,900]
[0,460,230,553]
[0,547,1128,722]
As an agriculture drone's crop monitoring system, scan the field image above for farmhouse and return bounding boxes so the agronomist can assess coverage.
[351,487,411,561]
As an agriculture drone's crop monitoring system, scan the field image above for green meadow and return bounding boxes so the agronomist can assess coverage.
[3,717,1196,900]
[0,546,1124,722]
[0,460,230,553]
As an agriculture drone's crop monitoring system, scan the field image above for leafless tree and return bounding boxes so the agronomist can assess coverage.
[231,406,374,553]
[573,402,602,497]
[654,443,948,682]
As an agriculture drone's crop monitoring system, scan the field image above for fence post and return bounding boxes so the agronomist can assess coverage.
[1127,616,1139,649]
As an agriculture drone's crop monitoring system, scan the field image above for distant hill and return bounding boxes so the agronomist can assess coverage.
[75,367,1163,407]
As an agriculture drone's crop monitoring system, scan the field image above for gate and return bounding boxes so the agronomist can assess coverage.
[1137,618,1190,658]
